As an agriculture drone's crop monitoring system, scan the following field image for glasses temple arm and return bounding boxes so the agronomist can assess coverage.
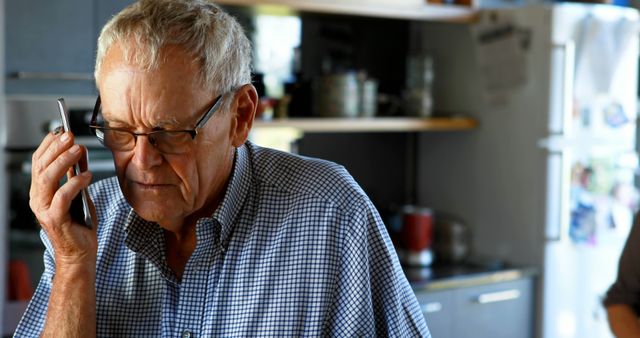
[194,94,223,129]
[90,95,102,125]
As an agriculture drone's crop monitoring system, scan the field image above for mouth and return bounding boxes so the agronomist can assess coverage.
[131,181,173,190]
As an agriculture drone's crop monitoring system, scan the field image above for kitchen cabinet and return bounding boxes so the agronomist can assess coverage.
[454,279,534,338]
[4,0,135,96]
[416,290,454,337]
[95,0,135,30]
[5,0,96,95]
[415,278,534,338]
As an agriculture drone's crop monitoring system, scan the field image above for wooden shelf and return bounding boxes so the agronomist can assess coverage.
[252,116,478,133]
[217,0,476,22]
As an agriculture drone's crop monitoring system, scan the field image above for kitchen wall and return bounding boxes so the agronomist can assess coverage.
[292,13,416,211]
[224,8,426,213]
[413,15,551,268]
[285,10,553,271]
[297,133,411,211]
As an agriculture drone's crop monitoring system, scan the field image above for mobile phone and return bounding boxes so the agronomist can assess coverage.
[57,98,94,228]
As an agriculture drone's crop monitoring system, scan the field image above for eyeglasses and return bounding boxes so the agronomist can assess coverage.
[89,94,224,155]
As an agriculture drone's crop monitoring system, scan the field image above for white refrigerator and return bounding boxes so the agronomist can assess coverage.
[414,4,640,338]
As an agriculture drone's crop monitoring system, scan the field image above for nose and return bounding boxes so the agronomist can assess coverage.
[131,134,163,169]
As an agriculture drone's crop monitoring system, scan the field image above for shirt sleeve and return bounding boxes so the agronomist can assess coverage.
[13,230,55,337]
[603,212,640,314]
[323,198,431,337]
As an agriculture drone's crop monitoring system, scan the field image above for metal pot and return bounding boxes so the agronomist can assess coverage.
[433,217,470,264]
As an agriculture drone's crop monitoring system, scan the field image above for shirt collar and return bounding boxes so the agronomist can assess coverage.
[210,142,252,249]
[123,209,175,279]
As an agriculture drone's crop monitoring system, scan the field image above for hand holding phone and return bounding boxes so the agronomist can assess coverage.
[57,98,94,228]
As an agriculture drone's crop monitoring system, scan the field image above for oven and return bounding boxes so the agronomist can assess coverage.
[1,95,116,334]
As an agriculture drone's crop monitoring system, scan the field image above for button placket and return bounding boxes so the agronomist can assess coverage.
[175,241,216,337]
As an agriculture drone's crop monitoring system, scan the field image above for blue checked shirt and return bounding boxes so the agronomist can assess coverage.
[16,141,430,337]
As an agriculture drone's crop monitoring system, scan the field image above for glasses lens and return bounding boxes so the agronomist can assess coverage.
[103,129,135,151]
[153,131,193,154]
[93,127,105,145]
[91,96,197,154]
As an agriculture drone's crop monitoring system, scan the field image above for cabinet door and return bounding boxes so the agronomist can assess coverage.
[95,0,134,31]
[415,289,454,338]
[5,0,96,95]
[453,279,534,338]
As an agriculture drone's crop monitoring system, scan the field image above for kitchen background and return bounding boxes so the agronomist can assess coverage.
[1,0,639,338]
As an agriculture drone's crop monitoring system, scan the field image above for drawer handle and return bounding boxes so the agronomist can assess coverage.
[475,289,521,304]
[421,302,443,314]
[10,71,94,81]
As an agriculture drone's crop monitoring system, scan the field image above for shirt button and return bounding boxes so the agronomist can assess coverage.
[181,330,193,338]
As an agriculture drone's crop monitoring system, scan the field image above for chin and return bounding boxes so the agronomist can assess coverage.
[134,203,176,222]
[125,192,184,223]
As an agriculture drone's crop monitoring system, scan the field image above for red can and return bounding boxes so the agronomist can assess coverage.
[402,206,434,252]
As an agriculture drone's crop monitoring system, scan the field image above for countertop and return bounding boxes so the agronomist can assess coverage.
[405,262,539,293]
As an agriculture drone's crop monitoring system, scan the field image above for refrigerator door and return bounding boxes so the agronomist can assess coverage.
[543,4,640,338]
[544,238,629,338]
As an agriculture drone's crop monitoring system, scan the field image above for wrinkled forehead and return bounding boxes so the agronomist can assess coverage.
[97,41,206,89]
[96,44,213,127]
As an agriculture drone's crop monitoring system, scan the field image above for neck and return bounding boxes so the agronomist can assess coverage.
[161,183,228,279]
[164,224,197,280]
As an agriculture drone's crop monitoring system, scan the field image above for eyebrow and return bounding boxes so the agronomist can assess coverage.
[102,113,183,130]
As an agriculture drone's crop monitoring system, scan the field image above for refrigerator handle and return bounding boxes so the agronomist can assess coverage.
[545,151,562,241]
[544,149,571,242]
[550,41,576,136]
[540,42,575,242]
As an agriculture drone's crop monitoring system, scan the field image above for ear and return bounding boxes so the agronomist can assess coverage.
[230,84,258,147]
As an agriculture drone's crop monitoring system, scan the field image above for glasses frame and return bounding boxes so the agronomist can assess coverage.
[88,94,224,151]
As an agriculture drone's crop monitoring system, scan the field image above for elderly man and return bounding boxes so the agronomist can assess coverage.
[17,0,429,336]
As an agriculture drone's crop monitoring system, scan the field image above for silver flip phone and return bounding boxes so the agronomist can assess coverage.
[57,98,94,228]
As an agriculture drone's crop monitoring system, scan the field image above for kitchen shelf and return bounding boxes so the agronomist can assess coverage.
[217,0,476,22]
[252,116,478,133]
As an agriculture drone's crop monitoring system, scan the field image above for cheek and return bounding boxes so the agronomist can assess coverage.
[112,152,131,181]
[167,156,200,198]
[191,143,234,190]
[193,120,234,176]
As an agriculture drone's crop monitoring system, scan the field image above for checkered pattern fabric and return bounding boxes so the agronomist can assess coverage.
[15,141,430,337]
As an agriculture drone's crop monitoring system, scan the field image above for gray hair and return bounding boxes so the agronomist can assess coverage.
[95,0,252,100]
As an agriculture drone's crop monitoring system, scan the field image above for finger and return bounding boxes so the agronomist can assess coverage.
[33,132,75,176]
[34,126,69,157]
[31,128,60,160]
[34,126,64,156]
[66,167,75,181]
[66,147,89,180]
[32,170,86,234]
[50,171,93,225]
[31,144,84,208]
[46,144,83,183]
